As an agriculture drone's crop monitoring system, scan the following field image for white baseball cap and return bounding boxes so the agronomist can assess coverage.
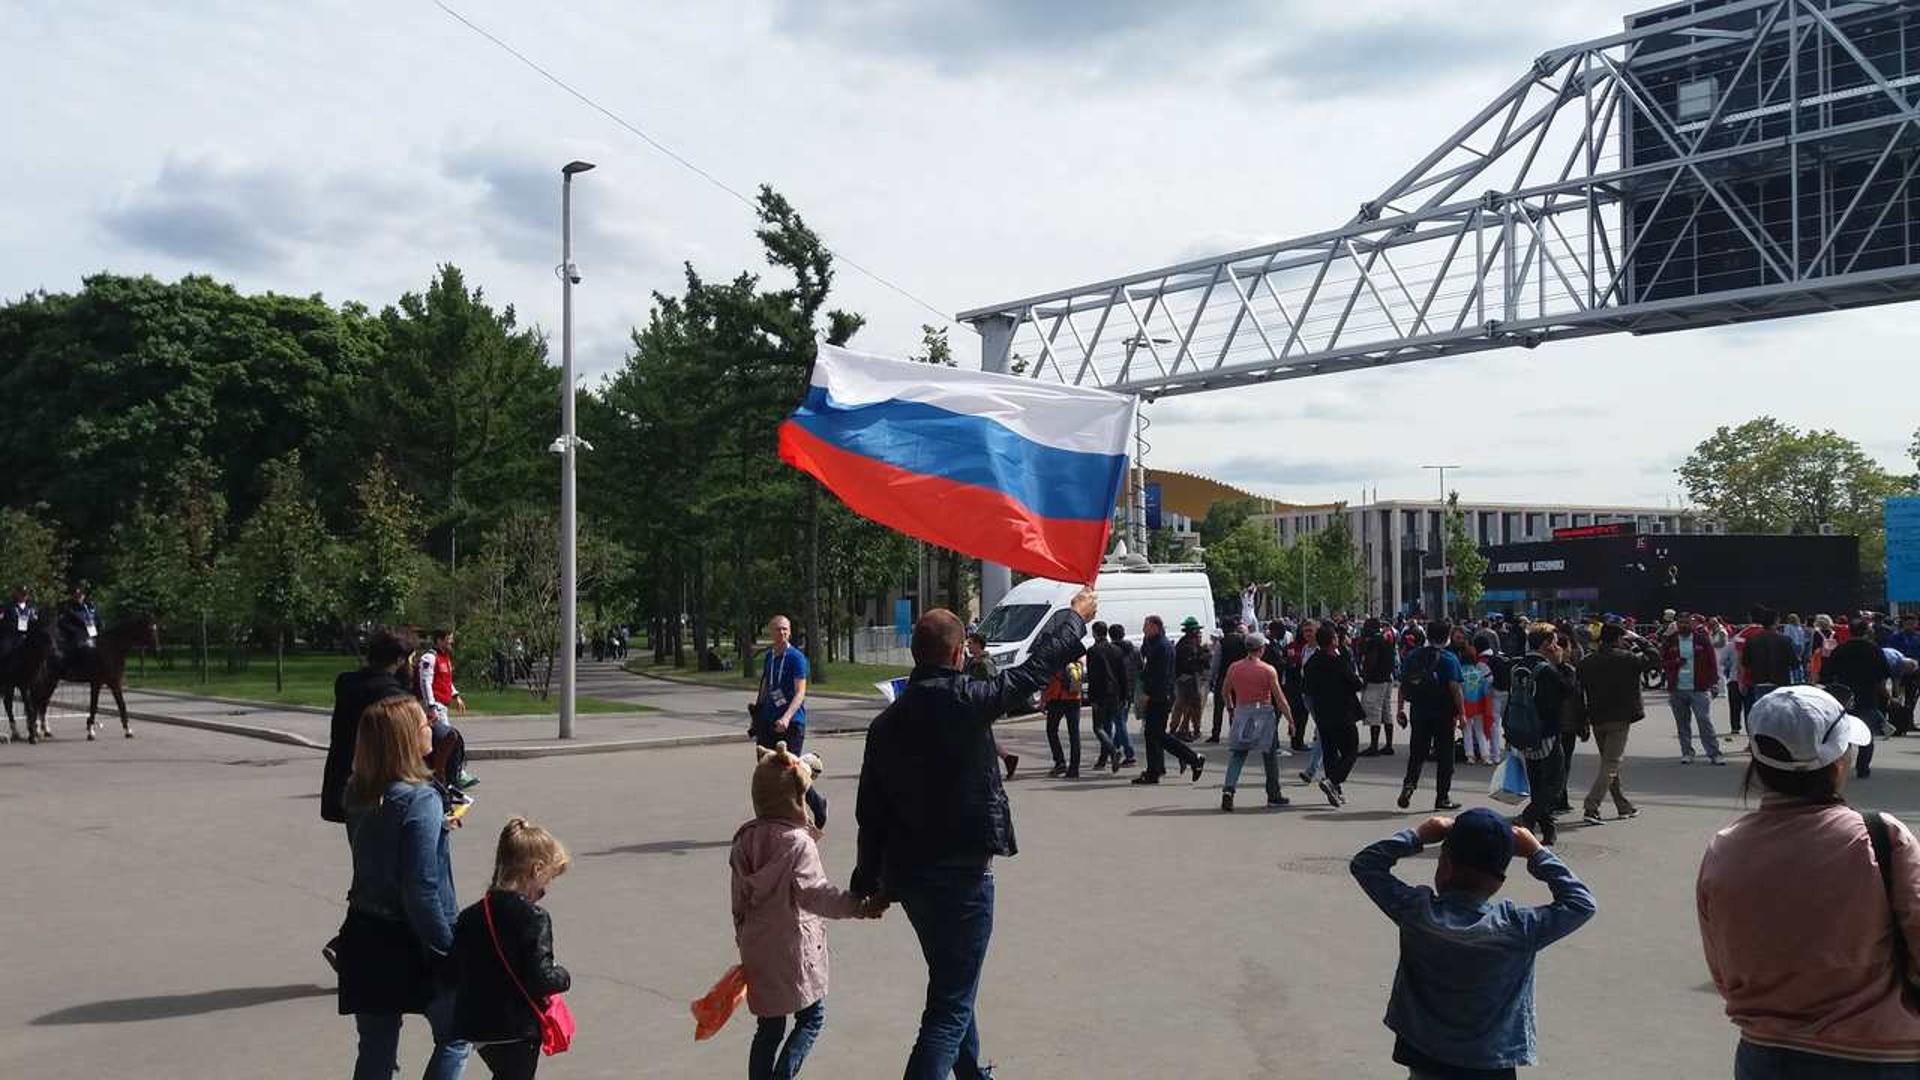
[1746,685,1871,771]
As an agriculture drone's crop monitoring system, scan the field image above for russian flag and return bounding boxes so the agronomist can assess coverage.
[778,344,1137,585]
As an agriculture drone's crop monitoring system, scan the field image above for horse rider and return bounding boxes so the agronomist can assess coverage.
[4,586,33,643]
[57,585,99,657]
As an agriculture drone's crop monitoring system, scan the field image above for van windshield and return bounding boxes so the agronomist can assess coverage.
[978,603,1050,644]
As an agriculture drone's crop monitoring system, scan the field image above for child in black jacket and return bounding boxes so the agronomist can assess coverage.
[453,818,572,1079]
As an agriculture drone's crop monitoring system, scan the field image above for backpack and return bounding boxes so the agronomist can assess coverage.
[1400,646,1450,710]
[1503,659,1546,751]
[406,649,429,699]
[1361,635,1395,682]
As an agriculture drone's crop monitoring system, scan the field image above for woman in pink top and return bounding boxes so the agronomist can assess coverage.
[730,743,884,1079]
[1696,685,1920,1078]
[1218,632,1295,813]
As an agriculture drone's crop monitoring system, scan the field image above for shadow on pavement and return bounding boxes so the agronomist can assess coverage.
[581,838,732,858]
[33,983,332,1025]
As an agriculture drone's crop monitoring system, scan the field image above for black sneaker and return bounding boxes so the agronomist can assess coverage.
[1318,779,1340,808]
[1267,793,1290,806]
[1130,773,1161,785]
[1048,764,1067,778]
[1220,791,1235,813]
[1396,786,1413,810]
[1434,798,1462,811]
[1381,746,1396,756]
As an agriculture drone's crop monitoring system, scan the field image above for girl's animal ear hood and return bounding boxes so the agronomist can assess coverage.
[751,742,823,825]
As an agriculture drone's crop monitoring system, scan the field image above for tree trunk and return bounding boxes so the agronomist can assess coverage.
[275,632,284,694]
[806,484,824,683]
[735,532,753,681]
[690,546,709,673]
[198,611,209,684]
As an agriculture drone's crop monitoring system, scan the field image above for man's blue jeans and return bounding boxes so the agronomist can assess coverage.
[353,984,468,1080]
[1113,701,1135,758]
[896,865,996,1080]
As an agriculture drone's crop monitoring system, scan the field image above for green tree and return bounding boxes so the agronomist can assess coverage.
[100,500,191,627]
[1680,417,1912,596]
[361,265,560,552]
[1199,497,1265,548]
[1443,491,1489,614]
[464,506,618,700]
[0,507,69,608]
[1204,519,1286,605]
[585,187,878,681]
[1311,513,1370,613]
[0,274,379,580]
[233,453,335,691]
[345,456,424,626]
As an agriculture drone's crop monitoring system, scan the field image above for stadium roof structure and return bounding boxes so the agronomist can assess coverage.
[957,0,1920,399]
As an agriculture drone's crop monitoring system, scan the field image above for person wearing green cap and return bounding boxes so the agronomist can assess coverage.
[1172,616,1210,741]
[1351,808,1597,1076]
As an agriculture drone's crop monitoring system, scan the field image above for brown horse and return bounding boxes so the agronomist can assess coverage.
[31,614,160,741]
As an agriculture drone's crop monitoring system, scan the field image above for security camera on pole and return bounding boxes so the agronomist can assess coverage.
[554,159,594,739]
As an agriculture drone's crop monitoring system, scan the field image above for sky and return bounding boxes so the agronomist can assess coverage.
[5,0,1915,510]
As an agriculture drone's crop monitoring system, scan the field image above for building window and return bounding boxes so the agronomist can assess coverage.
[1573,513,1591,527]
[1678,76,1717,121]
[1549,513,1567,529]
[1525,512,1543,538]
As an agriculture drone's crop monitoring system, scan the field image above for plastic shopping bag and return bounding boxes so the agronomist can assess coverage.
[1488,749,1532,809]
[691,964,749,1041]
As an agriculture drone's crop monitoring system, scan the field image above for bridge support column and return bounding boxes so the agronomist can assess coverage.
[977,315,1017,615]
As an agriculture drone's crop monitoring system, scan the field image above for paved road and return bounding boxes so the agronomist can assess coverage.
[4,696,1916,1079]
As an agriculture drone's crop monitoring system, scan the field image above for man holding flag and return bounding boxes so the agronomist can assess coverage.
[785,343,1129,1077]
[851,589,1096,1078]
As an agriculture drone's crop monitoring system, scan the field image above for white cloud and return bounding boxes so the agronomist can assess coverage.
[3,0,1913,503]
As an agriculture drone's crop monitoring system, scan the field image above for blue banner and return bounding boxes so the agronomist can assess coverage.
[1145,481,1163,530]
[1888,497,1920,602]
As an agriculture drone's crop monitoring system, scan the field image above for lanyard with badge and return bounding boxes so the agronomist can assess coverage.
[765,649,789,714]
[14,606,26,633]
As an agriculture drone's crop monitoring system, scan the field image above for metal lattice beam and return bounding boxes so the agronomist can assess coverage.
[958,0,1920,397]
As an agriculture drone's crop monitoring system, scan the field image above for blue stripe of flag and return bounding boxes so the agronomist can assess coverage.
[790,387,1125,523]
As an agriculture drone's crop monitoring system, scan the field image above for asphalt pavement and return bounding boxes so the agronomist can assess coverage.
[3,690,1916,1079]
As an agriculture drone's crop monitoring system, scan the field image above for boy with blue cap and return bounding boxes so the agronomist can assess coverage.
[1351,808,1598,1078]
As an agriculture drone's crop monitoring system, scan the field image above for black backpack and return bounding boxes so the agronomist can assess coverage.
[1503,659,1546,752]
[1400,646,1449,710]
[1361,635,1395,682]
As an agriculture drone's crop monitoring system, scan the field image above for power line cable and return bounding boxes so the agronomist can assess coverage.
[432,0,959,327]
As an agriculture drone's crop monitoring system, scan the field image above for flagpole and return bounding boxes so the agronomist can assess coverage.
[977,315,1016,612]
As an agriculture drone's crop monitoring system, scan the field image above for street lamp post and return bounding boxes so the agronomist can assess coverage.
[1422,464,1460,620]
[558,160,595,740]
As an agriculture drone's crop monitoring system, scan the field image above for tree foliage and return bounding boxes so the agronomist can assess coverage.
[0,507,69,607]
[345,456,424,626]
[233,453,334,689]
[1444,491,1489,613]
[1680,417,1913,595]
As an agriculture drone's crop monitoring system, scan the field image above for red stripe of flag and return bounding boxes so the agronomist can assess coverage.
[778,420,1110,584]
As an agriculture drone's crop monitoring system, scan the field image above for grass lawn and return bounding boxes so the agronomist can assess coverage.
[627,655,906,697]
[126,651,639,715]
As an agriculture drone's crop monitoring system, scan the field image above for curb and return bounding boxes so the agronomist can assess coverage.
[622,665,884,702]
[129,688,332,715]
[123,710,328,750]
[117,709,875,759]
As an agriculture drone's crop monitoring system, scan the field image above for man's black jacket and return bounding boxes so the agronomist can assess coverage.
[322,668,409,823]
[850,612,1087,898]
[1085,639,1123,706]
[1140,631,1175,705]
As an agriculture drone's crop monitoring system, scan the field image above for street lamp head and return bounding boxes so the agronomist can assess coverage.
[562,160,596,176]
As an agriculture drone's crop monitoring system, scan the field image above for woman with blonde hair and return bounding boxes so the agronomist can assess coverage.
[336,695,468,1080]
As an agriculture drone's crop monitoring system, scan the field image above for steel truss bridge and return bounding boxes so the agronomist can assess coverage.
[958,0,1920,399]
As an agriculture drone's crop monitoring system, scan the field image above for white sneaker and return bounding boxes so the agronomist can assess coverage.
[1680,755,1695,765]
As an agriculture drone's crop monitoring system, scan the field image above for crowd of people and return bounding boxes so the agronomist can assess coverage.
[313,593,1920,1080]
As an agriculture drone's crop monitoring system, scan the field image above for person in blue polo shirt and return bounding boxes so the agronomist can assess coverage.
[756,615,811,751]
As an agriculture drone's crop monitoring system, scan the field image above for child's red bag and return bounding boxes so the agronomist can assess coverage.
[691,964,749,1040]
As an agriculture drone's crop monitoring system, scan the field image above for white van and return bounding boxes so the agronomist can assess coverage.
[976,563,1218,672]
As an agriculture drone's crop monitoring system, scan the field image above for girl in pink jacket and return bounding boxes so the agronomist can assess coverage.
[730,742,883,1080]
